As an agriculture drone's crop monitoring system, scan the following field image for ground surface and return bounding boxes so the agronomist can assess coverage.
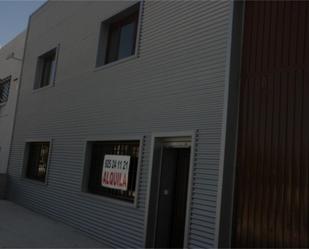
[0,200,103,248]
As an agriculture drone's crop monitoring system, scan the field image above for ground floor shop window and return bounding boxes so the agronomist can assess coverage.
[85,140,140,203]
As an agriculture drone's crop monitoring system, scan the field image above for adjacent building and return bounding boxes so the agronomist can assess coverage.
[7,1,309,248]
[0,31,26,198]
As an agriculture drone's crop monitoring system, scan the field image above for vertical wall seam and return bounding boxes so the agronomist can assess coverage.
[214,1,235,247]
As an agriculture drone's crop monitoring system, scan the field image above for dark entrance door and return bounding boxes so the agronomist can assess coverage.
[233,1,309,248]
[154,146,191,248]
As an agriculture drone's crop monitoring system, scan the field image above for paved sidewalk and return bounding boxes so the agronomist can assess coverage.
[0,200,103,248]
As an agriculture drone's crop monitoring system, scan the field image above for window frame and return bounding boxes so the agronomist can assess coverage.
[95,2,143,69]
[81,136,144,207]
[144,131,196,248]
[34,45,60,90]
[22,139,53,185]
[105,10,139,64]
[0,76,11,106]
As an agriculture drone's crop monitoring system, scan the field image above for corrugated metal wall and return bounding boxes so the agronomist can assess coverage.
[7,1,232,247]
[0,32,26,174]
[233,1,309,247]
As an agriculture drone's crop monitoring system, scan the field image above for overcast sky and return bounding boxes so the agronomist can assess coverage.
[0,0,45,48]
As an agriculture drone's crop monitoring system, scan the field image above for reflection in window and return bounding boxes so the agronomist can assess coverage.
[25,142,50,182]
[118,22,136,59]
[102,3,140,65]
[35,48,57,89]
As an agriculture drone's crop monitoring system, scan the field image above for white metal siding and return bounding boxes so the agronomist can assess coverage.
[0,32,25,174]
[8,1,232,247]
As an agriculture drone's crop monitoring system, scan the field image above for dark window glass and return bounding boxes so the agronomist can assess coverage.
[118,22,136,59]
[26,142,50,182]
[0,77,11,104]
[104,6,139,64]
[35,48,57,89]
[87,140,140,202]
[106,24,121,64]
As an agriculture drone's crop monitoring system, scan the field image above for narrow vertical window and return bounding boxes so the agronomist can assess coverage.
[35,48,57,89]
[25,142,50,182]
[0,77,11,104]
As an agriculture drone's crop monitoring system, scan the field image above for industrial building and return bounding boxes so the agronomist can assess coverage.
[0,31,25,199]
[6,1,309,248]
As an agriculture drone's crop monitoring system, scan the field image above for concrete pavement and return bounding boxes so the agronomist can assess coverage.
[0,200,103,248]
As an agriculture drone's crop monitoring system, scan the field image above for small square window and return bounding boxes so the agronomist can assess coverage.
[24,142,50,182]
[83,140,140,203]
[0,77,11,104]
[96,3,140,67]
[34,48,57,89]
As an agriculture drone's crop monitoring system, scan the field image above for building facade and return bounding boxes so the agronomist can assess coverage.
[7,1,309,248]
[0,32,26,198]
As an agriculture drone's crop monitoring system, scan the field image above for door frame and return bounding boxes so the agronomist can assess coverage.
[144,131,196,248]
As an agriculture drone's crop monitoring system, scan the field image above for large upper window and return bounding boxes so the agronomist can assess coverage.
[24,142,50,182]
[84,140,140,203]
[0,77,11,104]
[96,3,140,67]
[34,48,57,89]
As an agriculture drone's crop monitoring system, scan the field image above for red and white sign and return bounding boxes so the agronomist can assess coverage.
[101,155,130,191]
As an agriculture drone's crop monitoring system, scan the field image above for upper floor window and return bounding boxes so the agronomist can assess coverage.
[34,48,57,89]
[0,77,11,104]
[96,3,140,67]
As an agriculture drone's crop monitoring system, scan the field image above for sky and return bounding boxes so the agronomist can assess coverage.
[0,0,46,48]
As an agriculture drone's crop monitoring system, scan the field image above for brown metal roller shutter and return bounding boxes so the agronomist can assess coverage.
[233,1,309,248]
